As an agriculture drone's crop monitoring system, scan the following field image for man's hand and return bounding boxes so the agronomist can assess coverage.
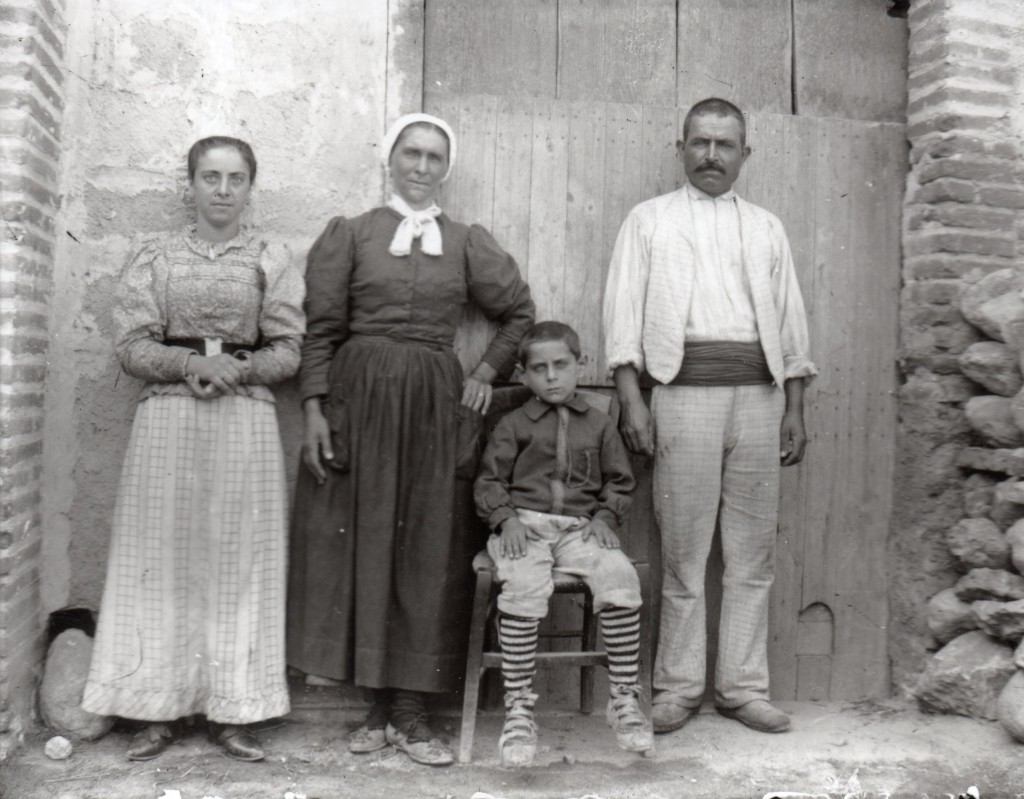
[583,517,622,549]
[613,365,655,456]
[780,377,807,466]
[498,517,533,559]
[620,398,655,456]
[301,398,334,484]
[779,409,806,466]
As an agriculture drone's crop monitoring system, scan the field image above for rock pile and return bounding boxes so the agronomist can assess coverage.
[915,268,1024,741]
[38,629,112,741]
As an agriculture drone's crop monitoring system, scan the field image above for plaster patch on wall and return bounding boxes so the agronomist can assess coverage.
[43,0,408,610]
[129,18,201,85]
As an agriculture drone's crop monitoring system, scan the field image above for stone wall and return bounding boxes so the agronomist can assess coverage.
[0,0,67,758]
[41,0,420,614]
[893,0,1024,694]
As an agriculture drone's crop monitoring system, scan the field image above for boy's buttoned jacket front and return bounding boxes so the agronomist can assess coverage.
[474,393,635,531]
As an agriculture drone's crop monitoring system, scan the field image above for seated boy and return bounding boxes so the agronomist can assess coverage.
[474,321,654,767]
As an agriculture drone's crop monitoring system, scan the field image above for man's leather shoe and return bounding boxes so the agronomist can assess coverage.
[126,723,174,761]
[211,724,265,761]
[717,700,790,732]
[651,701,698,734]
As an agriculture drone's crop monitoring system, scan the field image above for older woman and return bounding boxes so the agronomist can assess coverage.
[83,136,304,762]
[287,114,535,766]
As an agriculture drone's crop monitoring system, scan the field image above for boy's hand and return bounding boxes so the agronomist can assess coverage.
[499,517,532,559]
[583,518,621,549]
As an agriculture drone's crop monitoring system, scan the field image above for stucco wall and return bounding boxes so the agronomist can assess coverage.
[42,0,419,612]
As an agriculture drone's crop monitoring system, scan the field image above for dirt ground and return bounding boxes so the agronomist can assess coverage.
[3,688,1023,799]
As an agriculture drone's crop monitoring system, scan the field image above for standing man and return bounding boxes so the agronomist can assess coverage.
[603,98,817,734]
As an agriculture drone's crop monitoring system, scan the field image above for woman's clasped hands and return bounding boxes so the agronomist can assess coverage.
[185,352,252,399]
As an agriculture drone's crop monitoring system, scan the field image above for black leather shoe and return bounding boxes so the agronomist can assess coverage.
[211,724,265,762]
[652,701,697,734]
[127,723,174,761]
[717,700,791,732]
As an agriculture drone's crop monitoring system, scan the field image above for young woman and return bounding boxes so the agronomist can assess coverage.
[82,136,304,762]
[287,114,535,766]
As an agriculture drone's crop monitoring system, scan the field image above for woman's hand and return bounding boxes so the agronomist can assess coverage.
[302,398,334,485]
[462,362,498,415]
[185,373,222,400]
[185,353,250,395]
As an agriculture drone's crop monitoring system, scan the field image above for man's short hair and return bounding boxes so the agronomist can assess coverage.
[517,321,582,365]
[682,98,747,148]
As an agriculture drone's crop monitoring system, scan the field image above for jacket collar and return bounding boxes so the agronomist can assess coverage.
[522,392,591,421]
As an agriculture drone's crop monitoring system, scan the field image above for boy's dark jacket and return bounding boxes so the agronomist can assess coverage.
[474,392,635,531]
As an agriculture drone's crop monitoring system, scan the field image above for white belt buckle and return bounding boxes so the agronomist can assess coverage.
[204,337,223,356]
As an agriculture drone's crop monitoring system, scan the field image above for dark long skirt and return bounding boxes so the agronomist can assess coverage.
[286,337,484,693]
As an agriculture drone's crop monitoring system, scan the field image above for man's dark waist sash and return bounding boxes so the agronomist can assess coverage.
[669,340,772,386]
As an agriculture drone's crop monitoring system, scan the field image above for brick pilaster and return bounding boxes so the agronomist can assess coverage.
[905,0,1023,308]
[891,0,1024,693]
[0,0,66,759]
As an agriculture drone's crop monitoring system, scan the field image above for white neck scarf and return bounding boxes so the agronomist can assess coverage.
[387,193,443,257]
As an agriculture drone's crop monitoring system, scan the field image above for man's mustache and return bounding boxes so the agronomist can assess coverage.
[696,162,724,173]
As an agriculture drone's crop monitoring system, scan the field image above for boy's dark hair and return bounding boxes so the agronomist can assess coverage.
[517,321,582,365]
[187,136,258,183]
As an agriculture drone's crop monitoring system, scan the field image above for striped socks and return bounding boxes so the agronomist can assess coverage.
[601,606,641,688]
[500,607,640,693]
[499,613,540,692]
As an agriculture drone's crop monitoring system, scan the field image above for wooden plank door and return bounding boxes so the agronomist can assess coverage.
[426,95,903,702]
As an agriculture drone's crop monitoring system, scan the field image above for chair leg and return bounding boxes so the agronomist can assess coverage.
[459,568,494,764]
[580,589,597,714]
[636,562,653,715]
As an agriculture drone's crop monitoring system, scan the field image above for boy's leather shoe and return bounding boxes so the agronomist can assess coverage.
[716,700,790,732]
[606,684,655,754]
[499,688,538,768]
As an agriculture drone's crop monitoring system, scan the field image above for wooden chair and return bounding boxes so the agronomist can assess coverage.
[457,387,653,764]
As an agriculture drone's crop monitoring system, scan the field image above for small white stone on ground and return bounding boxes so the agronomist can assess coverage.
[44,735,73,759]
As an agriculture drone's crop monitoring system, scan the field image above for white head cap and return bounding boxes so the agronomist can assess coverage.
[381,113,457,181]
